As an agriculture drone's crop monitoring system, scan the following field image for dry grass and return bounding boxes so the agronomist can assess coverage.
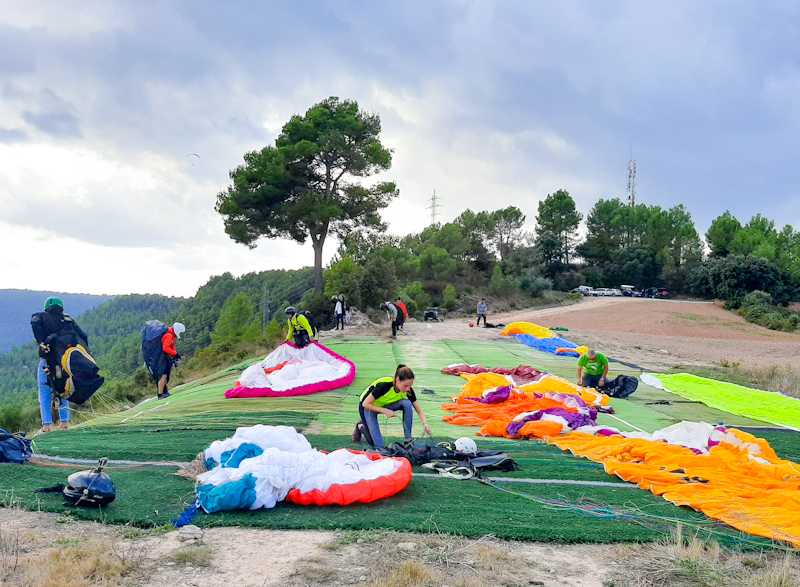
[0,525,153,587]
[610,526,800,587]
[169,544,213,566]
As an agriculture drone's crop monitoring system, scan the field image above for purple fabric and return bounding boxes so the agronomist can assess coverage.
[505,412,543,437]
[471,386,512,404]
[505,407,597,437]
[596,429,620,437]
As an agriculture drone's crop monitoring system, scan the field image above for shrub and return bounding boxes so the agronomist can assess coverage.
[488,266,519,296]
[519,270,552,295]
[398,281,431,311]
[442,284,457,311]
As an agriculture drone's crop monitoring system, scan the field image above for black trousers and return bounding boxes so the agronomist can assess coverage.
[476,313,487,326]
[335,314,344,329]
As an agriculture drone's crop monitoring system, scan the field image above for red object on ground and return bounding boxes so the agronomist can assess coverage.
[284,451,412,506]
[469,324,474,327]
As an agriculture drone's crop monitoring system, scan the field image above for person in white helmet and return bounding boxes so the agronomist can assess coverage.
[156,322,185,399]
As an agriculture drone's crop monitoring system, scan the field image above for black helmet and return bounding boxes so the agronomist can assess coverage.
[285,306,296,316]
[379,303,387,310]
[63,458,116,507]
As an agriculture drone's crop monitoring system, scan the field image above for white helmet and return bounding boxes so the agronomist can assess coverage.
[172,322,186,339]
[454,437,477,454]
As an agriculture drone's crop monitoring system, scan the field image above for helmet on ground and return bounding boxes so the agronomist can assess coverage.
[44,297,63,310]
[454,437,477,454]
[63,458,116,507]
[285,306,296,316]
[172,322,186,339]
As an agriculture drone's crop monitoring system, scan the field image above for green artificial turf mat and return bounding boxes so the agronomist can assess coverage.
[0,464,194,527]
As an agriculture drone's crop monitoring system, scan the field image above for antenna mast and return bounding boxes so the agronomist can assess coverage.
[428,189,440,225]
[627,153,637,207]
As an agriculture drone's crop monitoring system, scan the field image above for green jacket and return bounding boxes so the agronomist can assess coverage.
[286,314,314,341]
[360,377,417,408]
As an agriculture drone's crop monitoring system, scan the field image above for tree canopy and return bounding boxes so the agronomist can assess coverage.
[216,97,398,291]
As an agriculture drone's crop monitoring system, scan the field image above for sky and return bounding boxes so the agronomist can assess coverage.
[1,1,799,297]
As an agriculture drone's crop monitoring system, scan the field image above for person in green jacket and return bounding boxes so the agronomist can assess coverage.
[577,348,609,388]
[356,364,432,447]
[285,307,316,348]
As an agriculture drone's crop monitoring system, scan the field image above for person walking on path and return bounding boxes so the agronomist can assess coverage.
[577,348,609,389]
[333,295,345,330]
[30,297,86,433]
[395,298,408,330]
[476,298,488,327]
[355,364,433,448]
[380,302,402,339]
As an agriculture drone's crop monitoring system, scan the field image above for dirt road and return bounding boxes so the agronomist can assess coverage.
[394,297,800,370]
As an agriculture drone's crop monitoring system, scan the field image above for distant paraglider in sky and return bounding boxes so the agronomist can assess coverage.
[186,153,200,166]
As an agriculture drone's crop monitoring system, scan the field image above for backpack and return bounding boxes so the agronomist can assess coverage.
[605,375,639,398]
[142,320,170,382]
[60,345,105,404]
[45,318,103,404]
[0,429,33,464]
[300,311,317,336]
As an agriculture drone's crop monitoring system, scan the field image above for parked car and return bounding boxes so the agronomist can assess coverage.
[423,307,444,321]
[621,285,635,297]
[654,288,669,299]
[570,286,595,296]
[592,288,609,296]
[607,288,623,296]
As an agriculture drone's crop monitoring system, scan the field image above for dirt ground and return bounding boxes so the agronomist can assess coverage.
[330,297,800,370]
[0,508,614,587]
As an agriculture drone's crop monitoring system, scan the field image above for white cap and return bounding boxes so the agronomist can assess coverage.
[173,322,186,339]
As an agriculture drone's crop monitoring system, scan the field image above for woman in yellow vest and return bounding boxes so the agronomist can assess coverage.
[358,364,432,448]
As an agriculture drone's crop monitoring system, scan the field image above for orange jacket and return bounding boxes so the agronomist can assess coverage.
[396,302,408,321]
[162,328,177,356]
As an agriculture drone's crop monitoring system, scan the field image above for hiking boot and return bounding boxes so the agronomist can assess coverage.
[158,392,172,400]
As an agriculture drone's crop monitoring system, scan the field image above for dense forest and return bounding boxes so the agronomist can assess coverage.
[0,290,114,352]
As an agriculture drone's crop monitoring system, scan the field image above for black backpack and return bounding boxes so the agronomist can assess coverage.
[0,429,32,464]
[44,318,104,404]
[142,320,170,383]
[605,375,639,398]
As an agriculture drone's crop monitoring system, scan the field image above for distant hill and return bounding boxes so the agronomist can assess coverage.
[0,290,115,352]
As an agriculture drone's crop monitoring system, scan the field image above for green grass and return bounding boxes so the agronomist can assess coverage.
[2,337,796,548]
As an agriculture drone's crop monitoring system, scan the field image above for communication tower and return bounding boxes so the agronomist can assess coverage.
[627,157,637,207]
[428,189,440,225]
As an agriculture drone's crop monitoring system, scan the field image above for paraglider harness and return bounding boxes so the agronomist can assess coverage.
[142,320,178,385]
[0,429,32,464]
[603,375,639,398]
[290,311,317,348]
[35,457,116,508]
[40,317,103,405]
[371,439,519,480]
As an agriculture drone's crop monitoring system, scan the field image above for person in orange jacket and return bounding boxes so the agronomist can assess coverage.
[157,323,185,399]
[395,298,408,330]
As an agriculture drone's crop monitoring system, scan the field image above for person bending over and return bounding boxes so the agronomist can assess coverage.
[577,348,609,389]
[358,365,432,448]
[285,306,316,347]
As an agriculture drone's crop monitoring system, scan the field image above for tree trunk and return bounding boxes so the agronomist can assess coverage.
[311,234,325,292]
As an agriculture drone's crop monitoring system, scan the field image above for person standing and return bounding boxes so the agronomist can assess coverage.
[395,298,408,330]
[476,298,488,327]
[577,348,609,389]
[30,297,86,433]
[333,295,345,330]
[356,365,433,448]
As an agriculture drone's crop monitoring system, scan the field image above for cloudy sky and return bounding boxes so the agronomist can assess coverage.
[1,1,798,297]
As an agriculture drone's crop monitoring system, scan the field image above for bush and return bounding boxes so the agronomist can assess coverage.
[488,266,519,296]
[442,284,457,311]
[519,270,552,295]
[398,281,431,311]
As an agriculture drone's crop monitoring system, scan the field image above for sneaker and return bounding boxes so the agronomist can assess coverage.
[157,392,172,400]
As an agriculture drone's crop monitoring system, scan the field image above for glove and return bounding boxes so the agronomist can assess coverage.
[174,353,182,361]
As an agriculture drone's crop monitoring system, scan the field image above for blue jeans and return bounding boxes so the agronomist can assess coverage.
[38,360,70,425]
[359,399,414,448]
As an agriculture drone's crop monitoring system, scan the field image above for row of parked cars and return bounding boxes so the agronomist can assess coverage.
[570,286,669,299]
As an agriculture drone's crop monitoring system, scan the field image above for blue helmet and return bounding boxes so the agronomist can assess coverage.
[63,458,116,507]
[285,306,296,316]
